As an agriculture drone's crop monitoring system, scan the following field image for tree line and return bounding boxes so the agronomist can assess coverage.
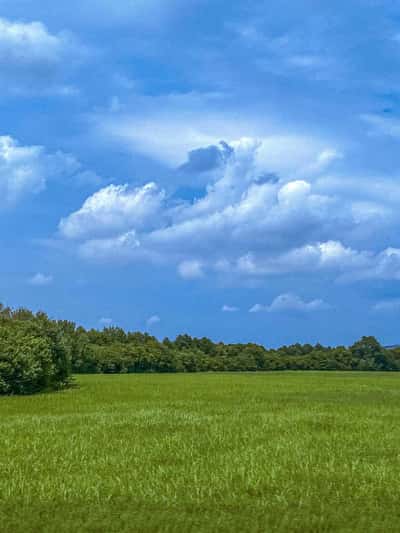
[1,303,400,394]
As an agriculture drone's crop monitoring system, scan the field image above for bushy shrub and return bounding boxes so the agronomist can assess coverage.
[0,316,71,395]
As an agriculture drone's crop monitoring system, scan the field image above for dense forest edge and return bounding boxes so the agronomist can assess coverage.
[1,303,400,394]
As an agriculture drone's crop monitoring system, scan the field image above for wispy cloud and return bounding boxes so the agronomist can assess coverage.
[222,304,239,312]
[99,317,113,327]
[0,135,95,206]
[146,315,161,327]
[361,114,400,139]
[28,273,53,286]
[250,293,330,313]
[178,260,204,280]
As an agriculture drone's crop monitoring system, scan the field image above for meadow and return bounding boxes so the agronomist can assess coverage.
[1,372,400,532]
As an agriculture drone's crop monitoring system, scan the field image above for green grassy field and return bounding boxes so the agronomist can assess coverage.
[1,373,400,532]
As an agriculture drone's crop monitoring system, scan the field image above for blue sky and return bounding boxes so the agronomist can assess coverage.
[1,0,400,346]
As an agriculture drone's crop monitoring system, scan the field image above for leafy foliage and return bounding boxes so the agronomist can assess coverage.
[1,302,399,395]
[0,305,71,395]
[69,330,400,374]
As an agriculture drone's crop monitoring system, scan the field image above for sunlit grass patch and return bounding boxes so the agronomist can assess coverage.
[2,372,400,532]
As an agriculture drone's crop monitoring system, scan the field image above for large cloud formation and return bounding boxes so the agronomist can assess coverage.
[59,137,400,282]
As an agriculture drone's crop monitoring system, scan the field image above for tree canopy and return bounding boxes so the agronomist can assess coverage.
[1,303,399,395]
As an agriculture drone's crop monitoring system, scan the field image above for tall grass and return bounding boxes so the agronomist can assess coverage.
[1,372,400,532]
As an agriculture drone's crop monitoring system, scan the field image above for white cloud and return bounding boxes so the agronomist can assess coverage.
[178,260,204,279]
[231,241,400,283]
[343,247,400,282]
[97,108,232,167]
[28,273,53,286]
[146,315,160,327]
[93,92,340,176]
[305,148,343,175]
[80,230,141,261]
[0,18,71,64]
[222,304,239,312]
[0,17,84,92]
[277,180,311,205]
[143,176,339,266]
[233,241,371,277]
[99,317,113,326]
[249,304,268,313]
[58,136,400,284]
[0,135,94,205]
[250,293,330,313]
[59,183,165,240]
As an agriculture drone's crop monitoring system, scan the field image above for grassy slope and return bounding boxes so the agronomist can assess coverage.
[1,372,400,532]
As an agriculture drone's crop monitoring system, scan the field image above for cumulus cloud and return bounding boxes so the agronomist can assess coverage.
[0,17,84,93]
[58,136,400,284]
[80,230,141,261]
[343,248,400,282]
[59,183,165,240]
[0,135,95,205]
[249,293,330,313]
[230,241,400,283]
[0,18,72,64]
[28,273,53,286]
[231,241,370,277]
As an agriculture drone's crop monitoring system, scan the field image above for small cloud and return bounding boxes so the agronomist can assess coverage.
[99,317,113,326]
[249,303,268,313]
[28,273,53,286]
[146,315,160,327]
[373,299,400,313]
[250,293,330,313]
[0,135,83,206]
[178,260,204,280]
[222,304,239,312]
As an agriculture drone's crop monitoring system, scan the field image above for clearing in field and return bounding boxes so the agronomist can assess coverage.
[1,372,400,532]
